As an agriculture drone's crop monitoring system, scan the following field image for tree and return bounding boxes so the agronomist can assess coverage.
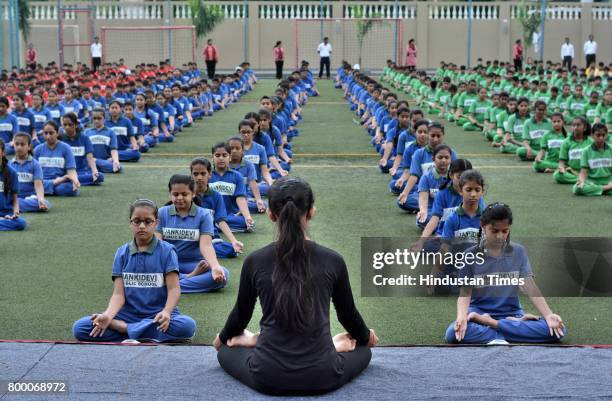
[188,0,224,42]
[353,6,386,66]
[517,0,542,53]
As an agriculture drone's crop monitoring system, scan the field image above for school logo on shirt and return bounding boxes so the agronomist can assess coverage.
[475,107,488,114]
[139,118,151,125]
[529,129,544,139]
[209,181,236,196]
[441,206,458,222]
[547,139,563,149]
[513,124,523,135]
[16,117,30,126]
[421,162,434,174]
[64,107,74,114]
[111,127,128,136]
[464,98,476,107]
[454,227,479,240]
[17,172,33,183]
[570,103,584,111]
[429,188,439,197]
[244,154,260,165]
[34,115,47,123]
[0,123,13,131]
[586,109,597,117]
[49,110,60,118]
[568,148,585,160]
[122,272,164,288]
[162,227,199,241]
[71,146,86,157]
[89,135,111,146]
[38,157,65,168]
[588,158,612,169]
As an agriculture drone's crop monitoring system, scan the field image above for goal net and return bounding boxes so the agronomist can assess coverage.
[294,19,403,71]
[100,26,196,67]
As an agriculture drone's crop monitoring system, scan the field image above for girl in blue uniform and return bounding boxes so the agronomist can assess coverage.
[34,121,80,196]
[106,101,141,162]
[389,108,423,179]
[59,87,83,119]
[239,119,274,198]
[29,93,52,143]
[156,174,230,293]
[446,203,566,344]
[0,139,27,231]
[44,90,65,126]
[156,93,177,140]
[398,123,457,211]
[9,133,50,212]
[10,94,36,145]
[415,144,452,230]
[134,93,160,147]
[85,109,121,174]
[228,136,267,214]
[0,97,18,155]
[62,113,103,186]
[191,157,243,259]
[72,199,197,343]
[209,142,254,232]
[390,118,429,194]
[123,101,149,153]
[259,109,292,168]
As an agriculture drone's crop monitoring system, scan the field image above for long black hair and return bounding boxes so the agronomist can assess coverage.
[476,202,514,253]
[268,176,315,332]
[0,139,12,195]
[165,174,201,206]
[439,158,473,190]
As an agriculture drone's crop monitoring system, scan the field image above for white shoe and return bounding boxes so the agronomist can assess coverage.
[121,339,141,344]
[487,339,510,345]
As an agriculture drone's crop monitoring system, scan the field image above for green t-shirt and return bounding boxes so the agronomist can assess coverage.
[458,92,478,111]
[539,130,566,162]
[522,118,552,149]
[506,114,529,140]
[555,95,572,113]
[496,109,510,130]
[536,91,551,105]
[468,99,493,123]
[568,96,588,118]
[559,135,593,171]
[580,143,612,183]
[436,89,451,107]
[488,106,505,124]
[596,103,611,124]
[584,102,600,124]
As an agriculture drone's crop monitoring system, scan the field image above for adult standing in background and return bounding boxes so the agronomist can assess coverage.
[583,34,597,68]
[561,37,574,71]
[317,37,332,79]
[26,43,38,71]
[405,39,417,71]
[512,39,523,71]
[90,37,102,73]
[273,41,285,80]
[204,39,219,79]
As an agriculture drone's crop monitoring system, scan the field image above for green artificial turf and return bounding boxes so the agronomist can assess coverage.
[1,79,610,344]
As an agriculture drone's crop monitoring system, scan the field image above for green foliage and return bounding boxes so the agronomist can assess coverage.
[189,0,225,41]
[517,0,542,51]
[352,6,387,66]
[18,0,31,43]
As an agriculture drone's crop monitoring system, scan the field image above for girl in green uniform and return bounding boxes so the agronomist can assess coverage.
[492,97,517,147]
[554,117,593,185]
[517,100,552,161]
[533,113,567,173]
[500,97,530,154]
[573,123,612,196]
[464,87,492,132]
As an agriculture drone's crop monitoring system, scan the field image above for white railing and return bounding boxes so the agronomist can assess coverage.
[95,4,164,20]
[429,4,499,20]
[592,6,612,21]
[510,5,582,20]
[174,3,247,19]
[259,4,332,19]
[343,4,416,19]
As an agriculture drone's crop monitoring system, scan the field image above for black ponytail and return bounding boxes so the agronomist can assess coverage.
[439,158,472,190]
[0,139,11,195]
[268,176,315,332]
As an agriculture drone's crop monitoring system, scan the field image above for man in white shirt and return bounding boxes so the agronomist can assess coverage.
[90,36,102,73]
[560,37,574,71]
[317,37,332,79]
[583,34,597,68]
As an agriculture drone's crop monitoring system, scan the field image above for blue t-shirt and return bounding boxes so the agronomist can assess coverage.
[106,117,135,151]
[441,203,483,252]
[417,168,448,210]
[401,141,425,170]
[230,160,257,186]
[209,169,247,215]
[460,242,533,317]
[59,99,82,116]
[8,156,43,197]
[0,164,19,213]
[243,142,268,181]
[253,132,275,158]
[91,96,107,110]
[112,236,180,318]
[45,103,65,125]
[0,113,19,144]
[29,107,53,133]
[33,141,76,179]
[62,134,94,171]
[128,116,144,137]
[11,109,35,135]
[85,127,118,160]
[134,108,158,134]
[157,203,215,263]
[430,186,486,236]
[396,130,416,157]
[198,187,228,229]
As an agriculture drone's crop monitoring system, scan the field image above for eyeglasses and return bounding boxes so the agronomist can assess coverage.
[130,218,156,227]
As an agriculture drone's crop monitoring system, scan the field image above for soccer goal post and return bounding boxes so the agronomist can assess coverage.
[100,26,196,66]
[294,18,403,71]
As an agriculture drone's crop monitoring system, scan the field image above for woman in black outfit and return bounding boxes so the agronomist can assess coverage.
[214,176,378,395]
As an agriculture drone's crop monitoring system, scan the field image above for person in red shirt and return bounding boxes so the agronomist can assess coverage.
[273,41,285,80]
[203,39,219,79]
[26,44,38,71]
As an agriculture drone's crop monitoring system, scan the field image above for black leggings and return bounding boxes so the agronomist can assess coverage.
[217,345,372,396]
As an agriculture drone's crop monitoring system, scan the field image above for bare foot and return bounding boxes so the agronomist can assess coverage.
[543,168,555,173]
[507,313,539,321]
[108,319,128,334]
[468,312,499,328]
[227,330,259,348]
[188,260,210,277]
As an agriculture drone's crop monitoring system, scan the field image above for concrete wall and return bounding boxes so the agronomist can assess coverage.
[2,1,611,71]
